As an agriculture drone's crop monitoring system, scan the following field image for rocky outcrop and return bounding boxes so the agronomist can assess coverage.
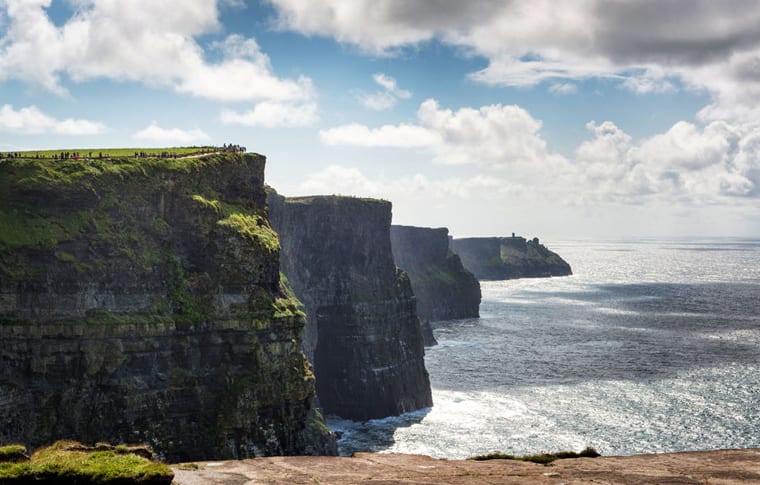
[390,225,480,344]
[0,153,335,461]
[268,192,432,421]
[451,236,572,280]
[171,449,760,484]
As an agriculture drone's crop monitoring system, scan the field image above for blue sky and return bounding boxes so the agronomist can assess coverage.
[2,1,760,239]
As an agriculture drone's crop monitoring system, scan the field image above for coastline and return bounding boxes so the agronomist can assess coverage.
[172,448,760,484]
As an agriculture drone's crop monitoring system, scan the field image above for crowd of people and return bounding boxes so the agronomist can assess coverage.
[1,144,248,161]
[221,143,246,153]
[0,152,25,159]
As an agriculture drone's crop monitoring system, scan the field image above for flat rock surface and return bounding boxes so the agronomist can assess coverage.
[172,449,760,484]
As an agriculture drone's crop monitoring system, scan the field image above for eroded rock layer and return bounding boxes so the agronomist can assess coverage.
[0,153,335,461]
[268,192,432,421]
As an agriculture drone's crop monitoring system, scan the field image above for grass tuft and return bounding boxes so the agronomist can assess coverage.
[469,447,600,464]
[0,440,173,484]
[0,445,28,463]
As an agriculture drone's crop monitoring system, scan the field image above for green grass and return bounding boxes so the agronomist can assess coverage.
[0,445,27,463]
[468,447,600,464]
[217,213,280,254]
[0,441,173,484]
[4,146,216,159]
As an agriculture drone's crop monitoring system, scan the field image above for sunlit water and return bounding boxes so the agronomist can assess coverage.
[328,239,760,458]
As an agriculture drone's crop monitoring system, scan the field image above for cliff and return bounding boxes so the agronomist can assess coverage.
[268,191,432,421]
[450,236,572,280]
[0,153,335,461]
[390,225,480,343]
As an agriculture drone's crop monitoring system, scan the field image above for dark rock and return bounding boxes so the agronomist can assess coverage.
[0,153,335,461]
[390,225,481,343]
[451,235,572,280]
[268,191,432,421]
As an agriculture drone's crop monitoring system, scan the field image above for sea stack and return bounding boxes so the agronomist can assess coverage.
[268,190,433,420]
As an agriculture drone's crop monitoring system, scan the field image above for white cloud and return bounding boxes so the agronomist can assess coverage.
[322,98,565,171]
[297,164,505,201]
[549,83,577,95]
[574,118,760,203]
[358,73,412,111]
[220,101,318,127]
[267,0,760,118]
[0,1,314,103]
[372,73,411,98]
[133,122,209,144]
[0,104,106,135]
[320,122,439,148]
[359,92,398,111]
[320,98,760,206]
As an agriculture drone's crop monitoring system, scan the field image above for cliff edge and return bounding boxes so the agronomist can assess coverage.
[268,191,432,421]
[451,236,572,280]
[0,153,335,461]
[390,225,480,345]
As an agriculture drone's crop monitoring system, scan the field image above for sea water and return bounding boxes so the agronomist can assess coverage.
[328,239,760,458]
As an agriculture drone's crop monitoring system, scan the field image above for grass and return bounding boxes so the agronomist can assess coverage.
[0,445,27,462]
[217,213,280,254]
[0,441,173,484]
[3,146,216,159]
[469,447,600,464]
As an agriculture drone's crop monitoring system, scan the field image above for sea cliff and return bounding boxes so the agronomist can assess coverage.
[0,153,334,461]
[268,191,433,420]
[451,236,572,280]
[390,225,480,345]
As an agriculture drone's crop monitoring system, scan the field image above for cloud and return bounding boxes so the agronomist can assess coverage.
[322,98,565,170]
[358,73,412,110]
[133,122,209,144]
[320,122,439,148]
[220,101,318,127]
[0,1,314,103]
[0,104,105,135]
[548,83,577,95]
[575,118,760,202]
[372,73,411,98]
[321,98,760,205]
[297,164,505,201]
[267,0,760,118]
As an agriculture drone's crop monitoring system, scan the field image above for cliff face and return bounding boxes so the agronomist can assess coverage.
[390,225,480,334]
[451,236,572,280]
[0,153,335,461]
[268,192,432,421]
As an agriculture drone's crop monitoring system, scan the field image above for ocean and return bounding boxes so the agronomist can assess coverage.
[328,239,760,458]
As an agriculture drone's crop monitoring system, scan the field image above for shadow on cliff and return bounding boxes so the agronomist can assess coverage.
[325,408,432,456]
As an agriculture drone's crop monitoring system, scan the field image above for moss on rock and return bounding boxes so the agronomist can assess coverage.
[0,440,173,484]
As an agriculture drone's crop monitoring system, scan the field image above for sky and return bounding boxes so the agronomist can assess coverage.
[2,1,760,240]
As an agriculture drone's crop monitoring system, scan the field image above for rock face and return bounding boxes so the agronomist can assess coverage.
[390,225,480,343]
[268,192,432,421]
[0,153,335,461]
[451,236,572,280]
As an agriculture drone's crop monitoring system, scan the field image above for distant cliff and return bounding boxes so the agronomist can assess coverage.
[268,191,432,421]
[0,153,335,461]
[390,225,480,344]
[451,236,572,280]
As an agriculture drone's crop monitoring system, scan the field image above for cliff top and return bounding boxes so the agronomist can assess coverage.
[1,146,246,159]
[284,195,389,206]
